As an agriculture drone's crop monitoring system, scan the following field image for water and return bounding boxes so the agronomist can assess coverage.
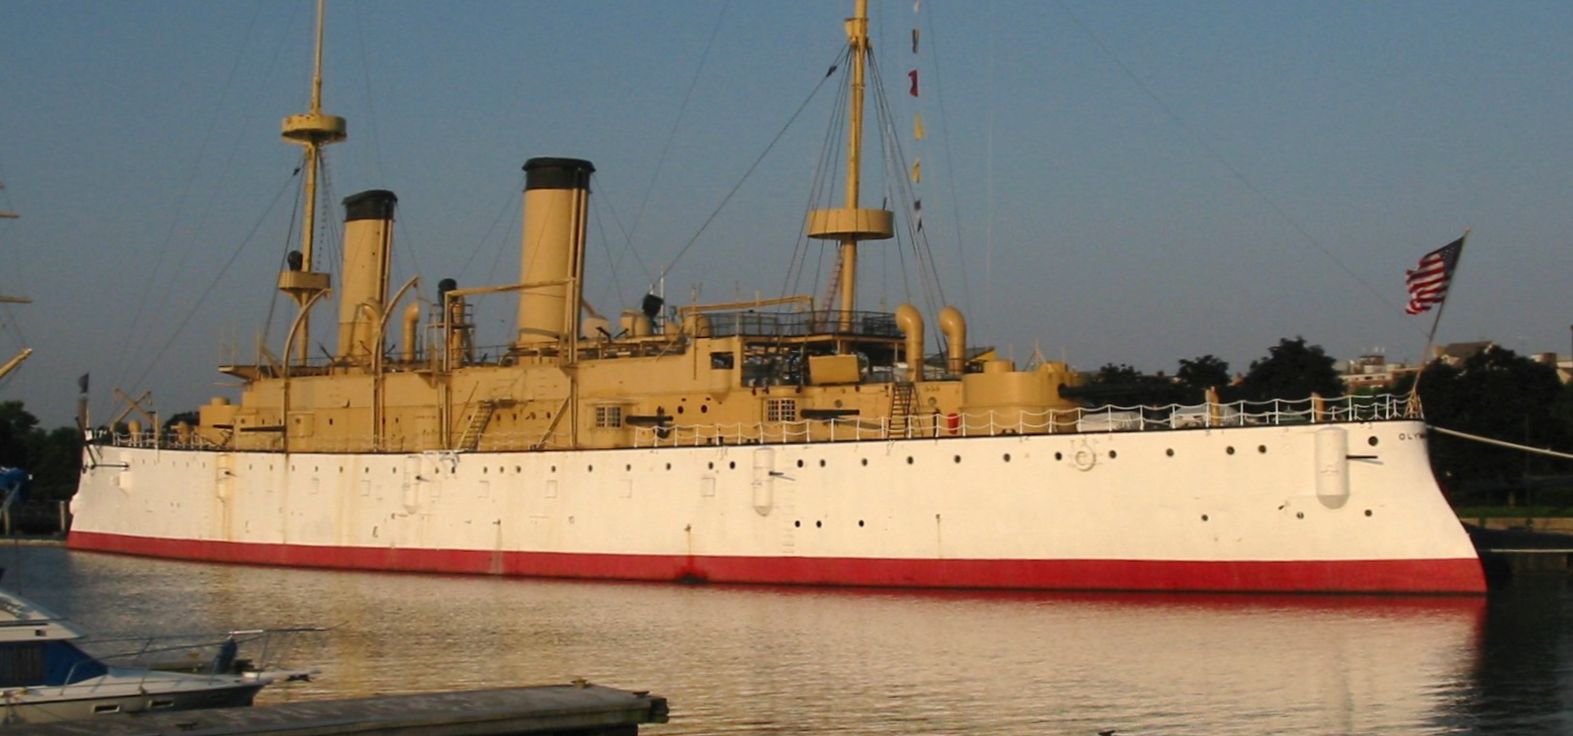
[4,545,1569,734]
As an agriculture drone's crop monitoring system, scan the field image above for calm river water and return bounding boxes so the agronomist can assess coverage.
[4,545,1569,734]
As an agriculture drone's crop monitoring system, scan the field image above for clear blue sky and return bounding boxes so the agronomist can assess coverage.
[2,0,1570,426]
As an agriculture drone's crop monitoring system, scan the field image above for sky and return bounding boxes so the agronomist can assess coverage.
[1,0,1571,427]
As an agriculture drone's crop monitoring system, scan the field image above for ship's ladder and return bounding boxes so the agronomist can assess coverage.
[456,400,497,452]
[889,382,916,438]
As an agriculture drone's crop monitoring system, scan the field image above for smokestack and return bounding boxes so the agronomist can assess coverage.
[516,157,595,348]
[336,190,397,365]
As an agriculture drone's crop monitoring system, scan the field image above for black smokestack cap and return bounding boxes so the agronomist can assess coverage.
[343,190,398,222]
[523,157,595,191]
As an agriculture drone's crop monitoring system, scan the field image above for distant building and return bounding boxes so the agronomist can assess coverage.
[1433,341,1496,367]
[1338,354,1418,391]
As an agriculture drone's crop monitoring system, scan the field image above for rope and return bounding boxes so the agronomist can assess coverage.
[651,50,843,290]
[1429,425,1573,462]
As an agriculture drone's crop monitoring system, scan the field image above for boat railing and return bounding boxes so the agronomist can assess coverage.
[97,393,1416,452]
[66,626,325,693]
[632,393,1419,447]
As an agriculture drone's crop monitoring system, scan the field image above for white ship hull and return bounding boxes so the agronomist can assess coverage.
[68,420,1484,594]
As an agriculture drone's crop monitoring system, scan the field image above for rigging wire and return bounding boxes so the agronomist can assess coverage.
[648,49,845,292]
[625,1,730,281]
[1052,0,1416,328]
[920,3,974,323]
[126,169,303,394]
[784,50,852,303]
[457,173,525,284]
[590,176,645,309]
[108,2,268,394]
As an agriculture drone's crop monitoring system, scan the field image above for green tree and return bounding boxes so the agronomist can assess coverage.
[1238,337,1342,402]
[1176,354,1231,401]
[1401,348,1568,489]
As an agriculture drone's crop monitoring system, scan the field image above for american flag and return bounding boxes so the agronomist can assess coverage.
[1405,236,1465,315]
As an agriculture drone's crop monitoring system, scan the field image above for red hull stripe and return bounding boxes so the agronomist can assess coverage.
[67,531,1486,594]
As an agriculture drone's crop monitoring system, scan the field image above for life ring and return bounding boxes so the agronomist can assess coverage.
[1072,446,1096,471]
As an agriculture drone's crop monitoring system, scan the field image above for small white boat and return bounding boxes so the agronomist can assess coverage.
[0,587,279,725]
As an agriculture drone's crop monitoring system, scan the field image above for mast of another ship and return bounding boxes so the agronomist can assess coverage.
[277,0,344,365]
[809,0,894,332]
[0,192,29,382]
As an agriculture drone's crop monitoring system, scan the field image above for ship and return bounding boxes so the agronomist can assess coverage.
[67,1,1485,594]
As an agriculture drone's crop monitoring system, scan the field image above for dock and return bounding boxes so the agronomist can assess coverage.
[10,682,669,736]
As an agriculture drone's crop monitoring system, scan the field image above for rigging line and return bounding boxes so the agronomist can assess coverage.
[590,198,626,310]
[920,3,973,318]
[1053,0,1415,326]
[628,1,731,250]
[867,53,944,314]
[126,170,300,394]
[593,176,652,306]
[261,164,306,351]
[109,1,265,391]
[650,48,845,291]
[458,173,525,283]
[785,49,852,300]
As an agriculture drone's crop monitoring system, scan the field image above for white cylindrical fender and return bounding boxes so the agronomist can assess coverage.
[752,448,775,516]
[1314,427,1350,508]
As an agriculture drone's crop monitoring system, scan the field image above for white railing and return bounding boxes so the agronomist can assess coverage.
[631,393,1419,447]
[100,394,1417,453]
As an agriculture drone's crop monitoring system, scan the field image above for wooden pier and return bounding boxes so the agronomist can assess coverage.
[9,682,668,736]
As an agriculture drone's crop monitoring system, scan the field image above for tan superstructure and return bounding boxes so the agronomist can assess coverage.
[197,1,1079,457]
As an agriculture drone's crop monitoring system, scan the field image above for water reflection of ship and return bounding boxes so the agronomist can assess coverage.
[66,1,1484,594]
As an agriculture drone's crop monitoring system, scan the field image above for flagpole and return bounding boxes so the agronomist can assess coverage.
[1407,228,1470,414]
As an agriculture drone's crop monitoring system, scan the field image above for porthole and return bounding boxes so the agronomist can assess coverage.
[794,520,802,528]
[483,467,488,474]
[1107,450,1117,460]
[707,462,714,470]
[587,465,594,473]
[626,464,633,472]
[1296,511,1305,519]
[953,455,962,464]
[1002,453,1011,462]
[1257,445,1267,454]
[515,466,522,473]
[1054,452,1063,461]
[1368,436,1379,447]
[819,459,826,467]
[665,463,671,470]
[815,520,822,528]
[1165,449,1174,457]
[1201,514,1209,522]
[861,458,869,466]
[701,405,709,414]
[796,459,805,468]
[858,520,865,527]
[1364,509,1373,517]
[1226,446,1235,455]
[677,406,685,414]
[551,465,557,473]
[906,456,914,465]
[728,461,736,470]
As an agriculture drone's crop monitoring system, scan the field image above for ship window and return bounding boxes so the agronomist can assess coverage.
[766,398,798,423]
[0,643,45,687]
[711,352,735,369]
[594,405,624,428]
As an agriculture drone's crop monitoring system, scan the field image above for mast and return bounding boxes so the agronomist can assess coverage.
[0,188,26,381]
[808,0,893,330]
[277,0,345,364]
